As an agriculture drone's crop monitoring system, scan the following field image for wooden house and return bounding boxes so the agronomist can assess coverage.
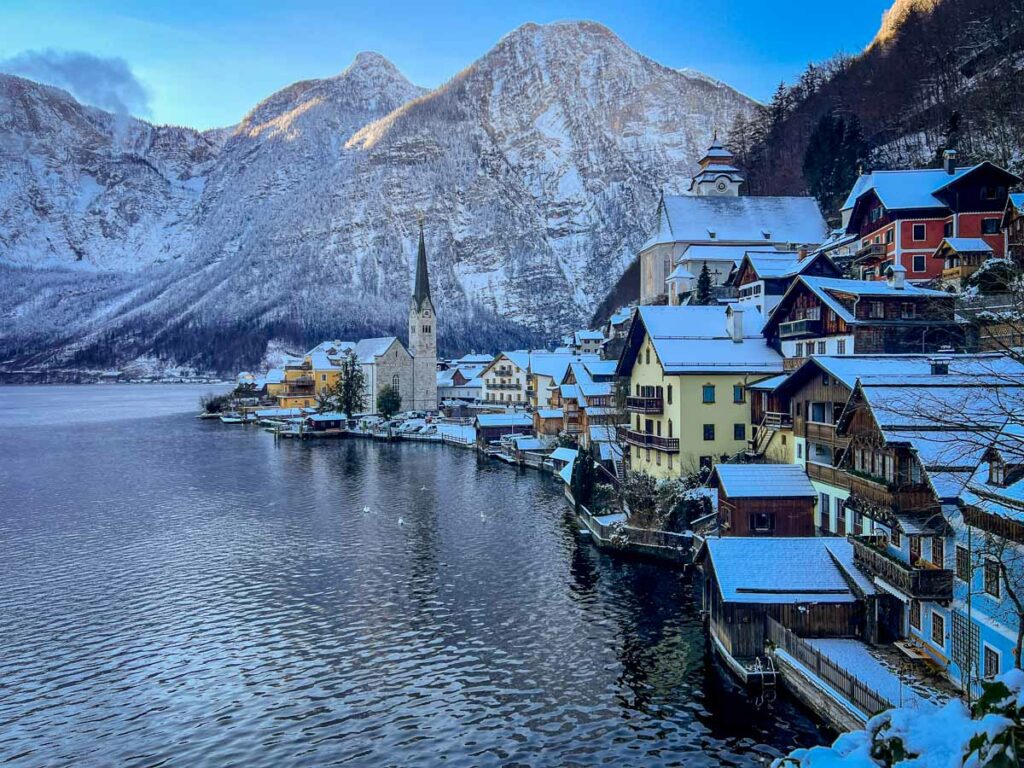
[761,271,961,369]
[730,248,841,318]
[695,537,875,683]
[473,412,533,448]
[707,464,816,536]
[1001,192,1024,262]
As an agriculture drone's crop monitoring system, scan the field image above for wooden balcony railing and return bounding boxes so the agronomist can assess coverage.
[806,462,848,488]
[847,472,936,513]
[779,318,821,339]
[626,396,663,414]
[851,536,953,601]
[855,243,887,262]
[942,264,979,281]
[619,428,680,453]
[764,411,793,429]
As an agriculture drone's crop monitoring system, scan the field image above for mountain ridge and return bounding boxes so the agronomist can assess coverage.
[0,20,755,374]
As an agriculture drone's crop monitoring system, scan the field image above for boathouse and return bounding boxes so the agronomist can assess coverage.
[473,412,533,448]
[695,537,874,682]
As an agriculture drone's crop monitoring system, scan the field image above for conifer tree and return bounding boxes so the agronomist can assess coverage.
[695,263,714,305]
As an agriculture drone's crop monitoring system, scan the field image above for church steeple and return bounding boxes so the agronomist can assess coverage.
[690,131,744,197]
[412,219,432,312]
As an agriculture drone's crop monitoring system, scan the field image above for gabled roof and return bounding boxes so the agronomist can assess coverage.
[936,237,993,254]
[617,305,782,376]
[474,413,533,428]
[642,195,827,250]
[354,337,403,363]
[735,249,839,283]
[573,330,604,342]
[712,463,816,498]
[677,244,751,266]
[700,538,864,604]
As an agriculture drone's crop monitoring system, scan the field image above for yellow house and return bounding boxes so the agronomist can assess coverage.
[615,305,783,480]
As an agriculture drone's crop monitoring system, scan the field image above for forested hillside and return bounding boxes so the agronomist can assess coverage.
[729,0,1024,220]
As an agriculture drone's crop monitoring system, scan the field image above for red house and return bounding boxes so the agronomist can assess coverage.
[842,150,1020,282]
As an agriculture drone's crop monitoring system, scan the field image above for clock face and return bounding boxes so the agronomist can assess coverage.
[717,181,727,191]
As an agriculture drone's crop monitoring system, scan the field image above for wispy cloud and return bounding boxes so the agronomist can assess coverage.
[0,48,150,117]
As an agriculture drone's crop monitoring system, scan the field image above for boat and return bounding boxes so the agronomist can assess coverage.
[219,413,245,424]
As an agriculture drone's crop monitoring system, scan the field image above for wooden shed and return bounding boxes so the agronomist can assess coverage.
[708,464,817,536]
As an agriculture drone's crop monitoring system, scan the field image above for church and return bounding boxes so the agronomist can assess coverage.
[639,136,828,306]
[269,223,438,414]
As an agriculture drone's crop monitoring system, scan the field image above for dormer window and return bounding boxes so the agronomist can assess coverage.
[707,229,717,239]
[990,459,1006,486]
[762,230,771,240]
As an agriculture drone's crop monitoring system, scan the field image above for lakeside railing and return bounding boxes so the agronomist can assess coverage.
[766,617,893,719]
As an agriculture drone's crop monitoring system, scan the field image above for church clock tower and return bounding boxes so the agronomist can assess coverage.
[409,220,438,412]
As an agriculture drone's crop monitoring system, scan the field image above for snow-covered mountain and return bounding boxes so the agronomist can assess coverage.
[0,21,755,373]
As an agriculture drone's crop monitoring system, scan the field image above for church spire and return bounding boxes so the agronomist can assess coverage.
[412,218,431,311]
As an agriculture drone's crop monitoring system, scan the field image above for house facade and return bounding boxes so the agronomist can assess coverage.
[842,152,1020,281]
[616,305,783,479]
[731,249,841,318]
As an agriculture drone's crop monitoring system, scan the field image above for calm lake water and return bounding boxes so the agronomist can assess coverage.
[0,385,830,766]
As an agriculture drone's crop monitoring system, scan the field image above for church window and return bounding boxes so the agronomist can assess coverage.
[645,349,650,365]
[393,375,400,390]
[424,309,430,317]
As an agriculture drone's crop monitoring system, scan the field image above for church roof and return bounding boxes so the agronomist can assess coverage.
[641,195,827,251]
[412,222,432,311]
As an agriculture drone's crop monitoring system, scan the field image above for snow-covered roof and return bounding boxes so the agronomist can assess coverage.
[536,408,563,419]
[643,195,826,250]
[791,276,949,324]
[713,463,816,498]
[573,330,604,342]
[558,460,575,485]
[841,166,980,211]
[454,353,495,364]
[530,352,598,381]
[549,447,578,463]
[582,360,617,379]
[1008,192,1024,214]
[703,538,862,604]
[511,436,544,451]
[609,307,633,325]
[265,368,286,384]
[677,244,752,266]
[740,250,821,280]
[747,373,788,391]
[588,425,617,443]
[938,237,993,253]
[667,264,695,283]
[598,442,623,462]
[354,337,401,362]
[475,413,533,428]
[308,411,347,422]
[629,305,783,375]
[559,383,579,399]
[804,353,1024,390]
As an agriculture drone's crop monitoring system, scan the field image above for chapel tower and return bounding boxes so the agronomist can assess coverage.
[689,131,745,196]
[409,221,438,412]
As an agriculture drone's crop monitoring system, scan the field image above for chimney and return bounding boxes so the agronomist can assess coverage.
[943,149,957,175]
[886,263,906,290]
[727,306,745,343]
[929,356,951,375]
[798,245,809,260]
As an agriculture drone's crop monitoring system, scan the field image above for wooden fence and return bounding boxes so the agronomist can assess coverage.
[767,617,893,719]
[441,433,474,447]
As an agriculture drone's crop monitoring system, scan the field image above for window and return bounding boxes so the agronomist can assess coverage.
[809,402,827,423]
[817,341,826,355]
[981,218,999,235]
[795,342,804,357]
[392,375,400,389]
[797,442,803,459]
[901,302,916,318]
[912,254,926,272]
[645,349,650,365]
[837,339,847,355]
[885,228,893,244]
[891,527,901,549]
[667,454,673,470]
[932,536,944,568]
[321,374,327,381]
[819,492,830,524]
[944,221,953,237]
[702,385,715,403]
[984,559,1001,597]
[699,455,713,470]
[990,460,1005,486]
[984,646,1000,679]
[910,600,921,630]
[733,423,745,440]
[668,419,673,438]
[750,512,774,532]
[667,385,673,405]
[703,424,715,441]
[869,301,884,318]
[656,451,661,466]
[733,385,744,403]
[822,373,830,387]
[912,223,926,241]
[931,612,945,647]
[956,545,970,582]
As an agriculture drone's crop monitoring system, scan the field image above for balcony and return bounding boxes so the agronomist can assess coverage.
[805,421,849,448]
[846,471,936,513]
[779,318,821,339]
[489,382,521,390]
[942,264,979,281]
[851,536,953,601]
[619,427,680,453]
[293,376,314,386]
[855,243,887,263]
[626,395,663,414]
[764,411,793,429]
[807,462,848,488]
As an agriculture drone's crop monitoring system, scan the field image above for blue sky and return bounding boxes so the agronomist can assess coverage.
[1,0,893,130]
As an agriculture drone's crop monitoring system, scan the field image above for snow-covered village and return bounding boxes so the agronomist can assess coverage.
[2,1,1024,767]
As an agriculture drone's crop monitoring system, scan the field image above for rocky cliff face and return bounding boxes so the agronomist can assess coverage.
[0,21,755,373]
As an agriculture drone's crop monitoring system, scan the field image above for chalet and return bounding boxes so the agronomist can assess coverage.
[842,151,1020,281]
[572,330,605,356]
[616,304,783,479]
[695,537,875,682]
[437,362,486,404]
[1001,192,1024,262]
[479,351,531,406]
[533,408,564,436]
[707,463,817,536]
[731,248,841,318]
[639,138,827,305]
[761,270,960,369]
[473,412,533,448]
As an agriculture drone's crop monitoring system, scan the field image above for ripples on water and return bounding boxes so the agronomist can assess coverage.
[0,386,830,766]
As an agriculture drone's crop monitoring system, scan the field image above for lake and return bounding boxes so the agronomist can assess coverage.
[0,385,829,766]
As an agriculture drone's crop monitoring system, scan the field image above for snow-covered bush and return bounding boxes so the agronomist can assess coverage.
[773,670,1024,767]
